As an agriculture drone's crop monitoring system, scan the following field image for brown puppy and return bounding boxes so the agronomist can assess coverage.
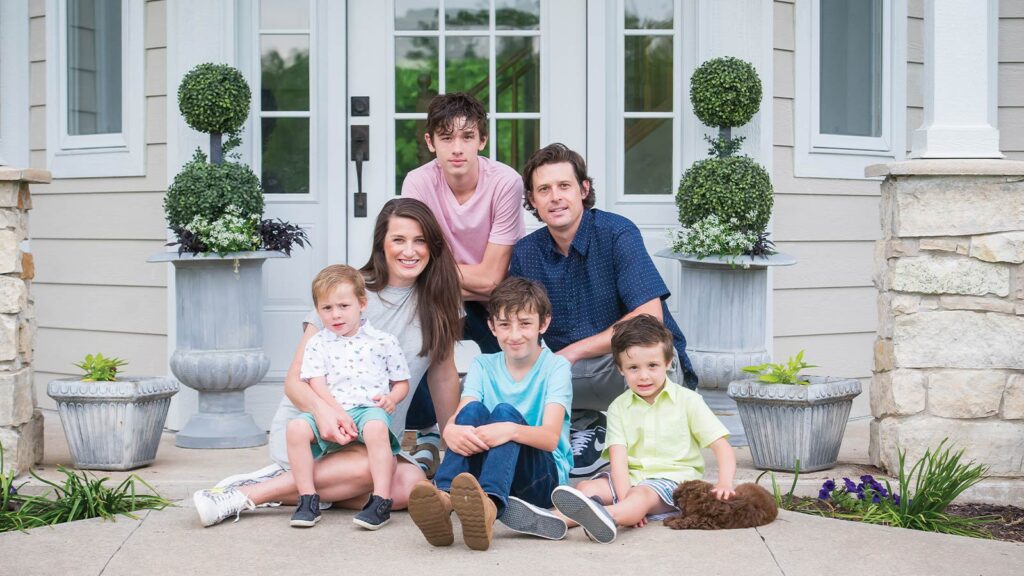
[664,480,778,530]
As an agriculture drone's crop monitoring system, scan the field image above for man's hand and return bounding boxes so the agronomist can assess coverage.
[443,423,489,456]
[374,393,397,414]
[711,483,736,501]
[555,346,582,366]
[313,403,357,444]
[473,422,516,448]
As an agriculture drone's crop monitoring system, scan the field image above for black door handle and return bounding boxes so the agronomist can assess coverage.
[351,125,369,218]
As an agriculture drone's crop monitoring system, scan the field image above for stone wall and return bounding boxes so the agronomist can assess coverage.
[869,160,1024,478]
[0,167,48,475]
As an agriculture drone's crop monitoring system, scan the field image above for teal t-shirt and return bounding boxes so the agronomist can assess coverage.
[462,348,574,485]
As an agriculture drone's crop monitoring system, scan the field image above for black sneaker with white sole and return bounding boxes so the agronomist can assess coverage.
[353,494,393,530]
[569,426,609,478]
[551,485,617,544]
[499,496,567,540]
[290,494,322,528]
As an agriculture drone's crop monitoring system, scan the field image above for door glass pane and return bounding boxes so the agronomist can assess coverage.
[261,35,310,111]
[820,0,882,137]
[445,36,489,101]
[496,0,540,30]
[260,0,308,29]
[262,117,309,194]
[395,119,433,194]
[446,0,488,30]
[395,37,439,113]
[67,0,122,136]
[624,118,672,195]
[624,0,673,30]
[496,36,539,112]
[496,119,539,173]
[395,0,438,30]
[624,36,672,112]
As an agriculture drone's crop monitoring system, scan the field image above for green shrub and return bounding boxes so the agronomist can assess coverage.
[676,155,773,233]
[690,57,762,129]
[177,63,251,135]
[742,350,816,385]
[164,149,264,229]
[74,353,127,382]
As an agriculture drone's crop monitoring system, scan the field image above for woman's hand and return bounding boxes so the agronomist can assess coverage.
[374,393,397,414]
[443,423,489,456]
[474,422,516,448]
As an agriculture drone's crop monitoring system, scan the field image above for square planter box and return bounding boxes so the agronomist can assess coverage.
[727,376,861,472]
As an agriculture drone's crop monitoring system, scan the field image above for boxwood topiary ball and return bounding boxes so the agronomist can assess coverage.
[164,150,264,229]
[676,156,773,233]
[178,63,251,135]
[690,57,762,129]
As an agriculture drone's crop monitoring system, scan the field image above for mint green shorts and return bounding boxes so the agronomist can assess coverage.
[296,406,400,460]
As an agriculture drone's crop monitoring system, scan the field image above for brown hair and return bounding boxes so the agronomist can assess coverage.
[361,198,462,361]
[521,143,596,220]
[425,92,489,140]
[311,264,366,306]
[611,314,675,366]
[487,277,552,322]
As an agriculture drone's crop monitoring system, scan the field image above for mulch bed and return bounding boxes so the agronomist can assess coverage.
[946,503,1024,543]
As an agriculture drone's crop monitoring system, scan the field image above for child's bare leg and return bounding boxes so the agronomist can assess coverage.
[604,485,672,527]
[286,419,318,495]
[362,420,395,499]
[557,479,614,528]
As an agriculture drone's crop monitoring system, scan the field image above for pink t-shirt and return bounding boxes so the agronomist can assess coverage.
[401,156,526,265]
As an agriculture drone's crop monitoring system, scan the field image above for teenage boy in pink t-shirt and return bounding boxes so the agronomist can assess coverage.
[400,93,526,475]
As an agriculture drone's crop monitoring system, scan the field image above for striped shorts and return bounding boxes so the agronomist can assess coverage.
[592,471,680,521]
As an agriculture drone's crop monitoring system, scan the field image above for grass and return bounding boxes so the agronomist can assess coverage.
[760,440,997,539]
[1,445,172,533]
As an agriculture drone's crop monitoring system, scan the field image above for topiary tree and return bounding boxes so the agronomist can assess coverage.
[164,149,264,231]
[676,57,773,256]
[177,63,251,164]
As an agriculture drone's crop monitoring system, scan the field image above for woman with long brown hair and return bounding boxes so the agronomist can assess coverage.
[193,198,464,526]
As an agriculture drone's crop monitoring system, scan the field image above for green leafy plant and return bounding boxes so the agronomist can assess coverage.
[1,445,171,533]
[762,440,994,539]
[742,350,816,385]
[180,205,261,255]
[74,353,128,382]
[667,215,758,260]
[676,155,773,234]
[177,63,251,135]
[164,149,264,231]
[689,56,763,130]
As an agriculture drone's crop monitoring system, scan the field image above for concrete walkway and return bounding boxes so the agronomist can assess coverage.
[2,412,1022,576]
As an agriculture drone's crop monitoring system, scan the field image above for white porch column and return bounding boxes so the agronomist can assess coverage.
[911,0,1002,158]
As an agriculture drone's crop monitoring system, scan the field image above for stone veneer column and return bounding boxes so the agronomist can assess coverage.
[0,167,49,475]
[868,160,1024,478]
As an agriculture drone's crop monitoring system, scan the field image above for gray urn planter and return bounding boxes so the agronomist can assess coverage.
[727,376,862,472]
[47,377,179,470]
[148,250,286,448]
[655,250,797,389]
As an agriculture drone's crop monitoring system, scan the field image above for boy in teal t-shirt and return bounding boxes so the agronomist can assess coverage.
[552,314,736,544]
[408,277,573,551]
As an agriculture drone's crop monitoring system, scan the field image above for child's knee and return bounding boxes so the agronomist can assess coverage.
[286,418,313,440]
[361,419,388,438]
[489,402,522,423]
[454,400,489,425]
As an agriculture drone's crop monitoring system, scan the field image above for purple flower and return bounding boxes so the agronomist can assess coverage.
[843,477,858,493]
[860,474,875,484]
[892,494,901,505]
[818,488,831,500]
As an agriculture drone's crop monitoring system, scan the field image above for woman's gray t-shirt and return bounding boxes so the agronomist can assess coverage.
[269,284,428,466]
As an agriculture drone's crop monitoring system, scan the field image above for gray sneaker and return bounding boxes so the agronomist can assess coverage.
[499,497,567,540]
[353,494,393,530]
[551,485,617,544]
[290,494,322,528]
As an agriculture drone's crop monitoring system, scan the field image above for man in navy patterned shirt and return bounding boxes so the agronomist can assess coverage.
[509,143,698,477]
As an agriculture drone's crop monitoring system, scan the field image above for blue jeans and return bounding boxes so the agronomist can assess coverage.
[433,401,559,517]
[405,302,500,430]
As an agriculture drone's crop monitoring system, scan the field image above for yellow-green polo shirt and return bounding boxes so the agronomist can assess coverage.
[602,379,729,484]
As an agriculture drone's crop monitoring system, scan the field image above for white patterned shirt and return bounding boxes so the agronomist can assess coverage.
[300,319,411,410]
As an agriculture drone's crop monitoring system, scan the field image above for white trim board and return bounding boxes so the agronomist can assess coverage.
[45,0,146,178]
[0,0,30,168]
[793,0,907,180]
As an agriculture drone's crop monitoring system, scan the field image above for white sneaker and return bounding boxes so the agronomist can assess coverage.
[214,463,286,490]
[193,488,256,527]
[499,497,567,540]
[551,485,617,544]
